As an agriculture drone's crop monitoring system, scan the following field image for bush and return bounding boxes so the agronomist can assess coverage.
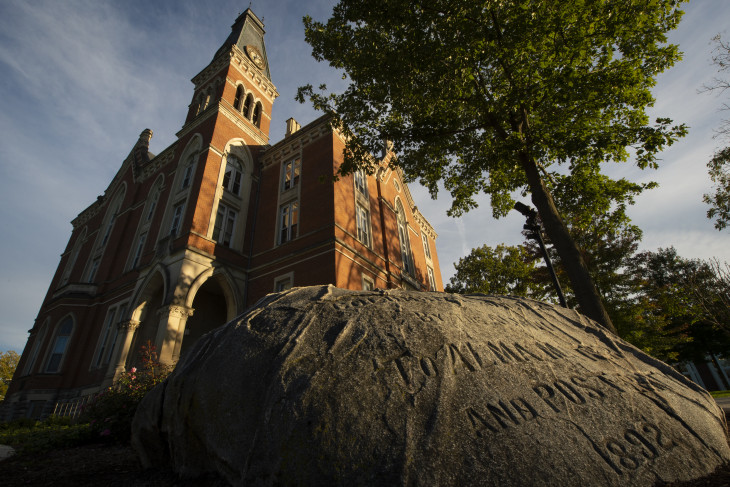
[80,341,171,443]
[0,417,93,454]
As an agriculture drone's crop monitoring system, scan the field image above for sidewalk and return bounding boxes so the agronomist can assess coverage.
[0,444,15,461]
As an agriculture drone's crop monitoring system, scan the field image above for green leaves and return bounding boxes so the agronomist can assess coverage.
[704,147,730,230]
[299,0,687,216]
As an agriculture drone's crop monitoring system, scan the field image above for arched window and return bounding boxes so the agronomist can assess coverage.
[181,153,197,190]
[252,102,262,127]
[100,199,122,247]
[60,227,87,286]
[242,93,253,119]
[22,320,48,375]
[395,199,413,276]
[46,317,73,373]
[202,91,211,111]
[222,155,243,195]
[234,85,244,111]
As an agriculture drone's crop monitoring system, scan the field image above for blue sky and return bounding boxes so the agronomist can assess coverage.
[0,0,728,354]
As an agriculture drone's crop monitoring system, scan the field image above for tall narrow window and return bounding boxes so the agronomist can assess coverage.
[101,200,121,247]
[234,85,244,111]
[87,257,100,283]
[252,102,262,127]
[279,201,299,244]
[170,203,185,236]
[354,169,368,195]
[422,233,432,260]
[396,200,413,275]
[213,203,237,247]
[131,233,147,268]
[223,156,243,195]
[427,266,437,291]
[46,317,73,373]
[146,188,160,222]
[95,308,117,367]
[181,154,196,189]
[60,228,87,286]
[105,304,126,365]
[243,93,253,119]
[281,158,301,191]
[356,204,371,246]
[23,324,47,375]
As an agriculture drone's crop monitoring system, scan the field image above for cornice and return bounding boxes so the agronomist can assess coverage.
[193,46,278,103]
[138,144,177,183]
[176,101,219,139]
[218,103,269,146]
[261,115,332,168]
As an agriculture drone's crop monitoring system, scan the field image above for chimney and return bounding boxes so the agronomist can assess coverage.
[285,117,301,137]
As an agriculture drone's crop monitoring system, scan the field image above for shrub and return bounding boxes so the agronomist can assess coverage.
[80,341,171,442]
[0,417,93,454]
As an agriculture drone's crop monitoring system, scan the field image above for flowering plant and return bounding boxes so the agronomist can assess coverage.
[81,341,171,442]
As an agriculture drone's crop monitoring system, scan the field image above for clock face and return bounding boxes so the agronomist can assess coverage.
[245,45,265,69]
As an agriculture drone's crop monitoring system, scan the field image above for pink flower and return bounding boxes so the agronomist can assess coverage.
[130,367,137,373]
[100,429,111,437]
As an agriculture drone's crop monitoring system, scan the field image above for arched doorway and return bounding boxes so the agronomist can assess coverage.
[127,272,165,368]
[179,277,229,358]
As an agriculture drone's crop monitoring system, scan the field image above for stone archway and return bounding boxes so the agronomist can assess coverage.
[177,277,229,359]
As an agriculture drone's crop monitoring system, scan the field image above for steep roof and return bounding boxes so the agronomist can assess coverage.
[213,8,271,80]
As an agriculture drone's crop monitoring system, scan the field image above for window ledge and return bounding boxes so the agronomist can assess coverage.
[52,283,98,299]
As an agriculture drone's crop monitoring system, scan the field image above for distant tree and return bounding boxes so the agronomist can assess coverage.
[619,249,697,362]
[702,35,730,230]
[445,244,548,299]
[704,147,730,230]
[0,350,20,400]
[299,0,688,333]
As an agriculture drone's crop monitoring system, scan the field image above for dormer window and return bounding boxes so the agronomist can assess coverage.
[223,156,243,195]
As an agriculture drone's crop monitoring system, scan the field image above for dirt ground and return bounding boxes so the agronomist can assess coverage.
[0,442,730,486]
[0,443,226,487]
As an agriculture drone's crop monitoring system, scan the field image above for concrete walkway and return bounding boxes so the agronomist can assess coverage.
[0,444,15,461]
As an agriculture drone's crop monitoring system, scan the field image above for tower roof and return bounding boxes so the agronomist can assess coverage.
[214,8,271,80]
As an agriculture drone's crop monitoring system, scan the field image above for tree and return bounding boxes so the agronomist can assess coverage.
[445,244,548,299]
[0,350,20,400]
[702,35,730,231]
[298,0,688,333]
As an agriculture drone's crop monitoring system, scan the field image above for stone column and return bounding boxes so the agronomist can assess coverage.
[106,320,140,382]
[154,305,194,365]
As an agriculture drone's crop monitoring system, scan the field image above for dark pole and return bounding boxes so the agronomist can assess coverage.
[514,202,568,308]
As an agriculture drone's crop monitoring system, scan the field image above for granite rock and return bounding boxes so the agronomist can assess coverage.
[132,285,730,486]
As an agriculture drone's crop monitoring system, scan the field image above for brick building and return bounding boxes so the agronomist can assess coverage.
[2,9,442,420]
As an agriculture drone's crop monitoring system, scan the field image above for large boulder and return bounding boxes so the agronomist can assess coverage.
[132,286,730,486]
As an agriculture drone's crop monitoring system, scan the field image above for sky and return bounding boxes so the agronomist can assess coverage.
[0,0,728,354]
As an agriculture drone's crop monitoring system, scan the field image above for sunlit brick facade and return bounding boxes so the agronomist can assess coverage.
[2,9,442,420]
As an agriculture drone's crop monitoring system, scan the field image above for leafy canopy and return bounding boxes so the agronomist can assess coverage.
[299,0,687,217]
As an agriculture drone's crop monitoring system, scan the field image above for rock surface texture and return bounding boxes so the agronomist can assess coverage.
[132,286,730,486]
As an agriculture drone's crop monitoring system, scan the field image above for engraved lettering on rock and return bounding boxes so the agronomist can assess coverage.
[466,397,540,437]
[590,422,677,475]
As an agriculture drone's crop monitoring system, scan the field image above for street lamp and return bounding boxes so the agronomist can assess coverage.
[514,202,568,308]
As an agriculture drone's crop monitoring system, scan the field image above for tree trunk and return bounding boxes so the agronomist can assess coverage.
[519,152,617,334]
